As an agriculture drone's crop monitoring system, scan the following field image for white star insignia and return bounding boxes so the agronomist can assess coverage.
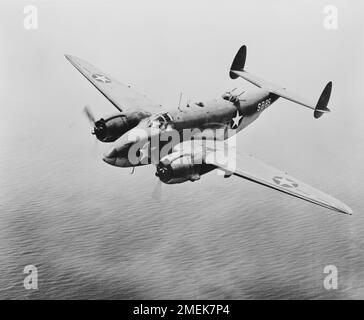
[139,142,160,163]
[92,74,111,83]
[273,176,298,188]
[231,110,243,129]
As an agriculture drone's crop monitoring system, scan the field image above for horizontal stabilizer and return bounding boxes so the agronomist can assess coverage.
[230,45,332,118]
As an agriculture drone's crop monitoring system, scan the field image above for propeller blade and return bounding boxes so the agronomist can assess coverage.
[152,179,162,201]
[88,137,100,160]
[83,105,95,124]
[93,136,99,149]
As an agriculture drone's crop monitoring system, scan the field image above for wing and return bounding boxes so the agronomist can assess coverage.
[65,54,162,113]
[204,141,353,215]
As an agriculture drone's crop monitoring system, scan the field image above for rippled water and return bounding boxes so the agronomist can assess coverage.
[1,98,364,300]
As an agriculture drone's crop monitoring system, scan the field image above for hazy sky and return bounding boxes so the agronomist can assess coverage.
[1,0,363,137]
[0,0,361,210]
[0,0,362,182]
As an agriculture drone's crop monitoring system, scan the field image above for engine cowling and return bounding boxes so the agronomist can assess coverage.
[93,111,148,142]
[155,152,215,184]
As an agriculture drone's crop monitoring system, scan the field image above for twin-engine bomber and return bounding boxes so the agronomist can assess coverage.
[65,45,353,215]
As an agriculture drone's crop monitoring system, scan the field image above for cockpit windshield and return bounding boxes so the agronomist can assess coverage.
[222,88,245,103]
[148,112,174,129]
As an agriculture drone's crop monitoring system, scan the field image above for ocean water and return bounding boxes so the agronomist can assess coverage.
[0,95,363,300]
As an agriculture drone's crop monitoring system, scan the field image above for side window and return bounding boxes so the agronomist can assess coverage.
[152,121,162,129]
[149,113,173,129]
[164,113,174,122]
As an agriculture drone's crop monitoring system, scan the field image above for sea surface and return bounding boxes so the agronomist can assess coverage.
[0,97,363,300]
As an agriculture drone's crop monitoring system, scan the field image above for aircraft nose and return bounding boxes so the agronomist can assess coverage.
[104,147,117,158]
[102,146,132,167]
[102,147,117,165]
[102,155,116,165]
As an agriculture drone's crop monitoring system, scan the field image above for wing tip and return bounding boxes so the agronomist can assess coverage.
[64,54,77,65]
[64,54,81,64]
[334,202,353,215]
[342,206,353,215]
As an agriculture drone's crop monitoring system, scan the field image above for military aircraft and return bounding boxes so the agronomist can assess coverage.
[65,45,353,215]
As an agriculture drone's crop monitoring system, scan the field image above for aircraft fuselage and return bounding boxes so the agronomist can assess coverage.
[103,88,279,167]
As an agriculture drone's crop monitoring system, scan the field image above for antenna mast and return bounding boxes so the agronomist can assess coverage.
[177,92,183,111]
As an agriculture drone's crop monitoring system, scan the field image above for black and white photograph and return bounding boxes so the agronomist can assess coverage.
[0,0,363,305]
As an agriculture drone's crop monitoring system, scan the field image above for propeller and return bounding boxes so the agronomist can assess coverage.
[83,105,95,125]
[82,105,107,141]
[152,179,162,201]
[81,106,98,157]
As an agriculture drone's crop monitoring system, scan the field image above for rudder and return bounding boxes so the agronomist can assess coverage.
[230,45,247,79]
[314,82,332,119]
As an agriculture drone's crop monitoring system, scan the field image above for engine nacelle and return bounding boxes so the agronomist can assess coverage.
[155,152,215,184]
[93,111,148,142]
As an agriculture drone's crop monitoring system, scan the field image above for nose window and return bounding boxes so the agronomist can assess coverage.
[119,142,133,157]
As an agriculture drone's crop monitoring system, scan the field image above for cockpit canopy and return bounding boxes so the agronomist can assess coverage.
[222,88,245,103]
[148,112,174,129]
